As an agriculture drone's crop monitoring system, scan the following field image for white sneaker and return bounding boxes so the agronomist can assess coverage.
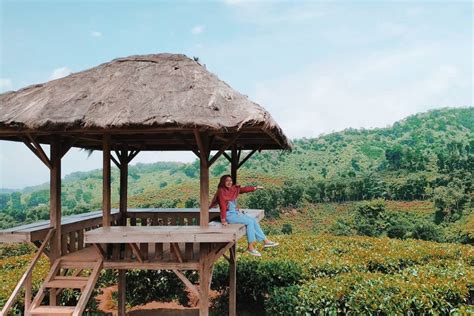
[263,241,279,248]
[247,249,262,257]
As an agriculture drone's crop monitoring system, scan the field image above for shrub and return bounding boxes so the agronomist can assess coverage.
[387,224,408,239]
[266,265,473,315]
[281,223,293,235]
[211,258,303,309]
[413,222,444,242]
[246,186,281,218]
[354,199,388,237]
[125,269,191,306]
[329,218,355,236]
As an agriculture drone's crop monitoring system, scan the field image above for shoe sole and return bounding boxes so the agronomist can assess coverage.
[264,243,279,248]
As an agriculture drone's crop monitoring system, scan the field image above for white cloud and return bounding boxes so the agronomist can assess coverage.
[91,31,102,38]
[0,78,12,91]
[50,67,72,80]
[191,25,204,35]
[253,46,472,139]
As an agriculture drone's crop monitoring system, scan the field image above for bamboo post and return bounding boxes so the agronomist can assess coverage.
[102,134,111,227]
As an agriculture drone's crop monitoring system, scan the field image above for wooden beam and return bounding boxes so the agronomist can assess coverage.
[172,269,200,299]
[0,228,54,316]
[50,137,61,261]
[193,130,208,161]
[118,270,126,316]
[111,154,121,169]
[21,136,52,169]
[127,150,140,164]
[210,242,234,264]
[93,243,106,259]
[103,134,111,227]
[27,134,52,169]
[237,148,260,169]
[231,145,238,184]
[171,243,184,263]
[119,147,128,226]
[129,243,144,263]
[60,138,77,158]
[222,152,232,162]
[194,130,210,227]
[229,244,236,316]
[208,133,241,166]
[199,243,211,315]
[176,133,200,158]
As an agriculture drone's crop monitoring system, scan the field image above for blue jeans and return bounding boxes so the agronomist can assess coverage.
[226,210,266,243]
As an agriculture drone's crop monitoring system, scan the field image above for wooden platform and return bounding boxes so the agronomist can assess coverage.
[0,209,120,243]
[0,208,225,243]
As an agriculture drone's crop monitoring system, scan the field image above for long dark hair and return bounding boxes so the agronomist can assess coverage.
[217,174,232,189]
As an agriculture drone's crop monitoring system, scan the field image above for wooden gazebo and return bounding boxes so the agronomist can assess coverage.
[0,53,291,316]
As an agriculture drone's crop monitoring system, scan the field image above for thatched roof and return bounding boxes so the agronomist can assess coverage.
[0,54,291,151]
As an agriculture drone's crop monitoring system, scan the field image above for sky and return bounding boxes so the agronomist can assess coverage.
[0,0,472,189]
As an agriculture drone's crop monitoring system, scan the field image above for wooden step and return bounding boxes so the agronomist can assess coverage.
[50,276,90,281]
[29,305,75,315]
[45,279,88,289]
[59,260,98,269]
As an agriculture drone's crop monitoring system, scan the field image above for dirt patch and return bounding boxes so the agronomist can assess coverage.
[95,285,220,315]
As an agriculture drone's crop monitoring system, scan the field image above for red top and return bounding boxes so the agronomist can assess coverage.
[210,185,257,222]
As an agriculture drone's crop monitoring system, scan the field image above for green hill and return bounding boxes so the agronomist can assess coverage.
[0,107,472,236]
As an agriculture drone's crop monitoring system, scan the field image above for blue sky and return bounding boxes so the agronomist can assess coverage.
[0,0,472,189]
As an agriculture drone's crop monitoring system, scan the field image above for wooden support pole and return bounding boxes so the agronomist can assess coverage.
[24,272,32,312]
[118,269,126,316]
[119,147,128,226]
[102,134,111,227]
[194,130,210,227]
[50,136,62,262]
[199,243,211,316]
[231,145,238,185]
[229,243,237,316]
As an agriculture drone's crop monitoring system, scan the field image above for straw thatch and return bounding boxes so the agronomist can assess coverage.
[0,54,291,151]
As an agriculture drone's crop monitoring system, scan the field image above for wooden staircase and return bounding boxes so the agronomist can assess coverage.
[27,249,103,316]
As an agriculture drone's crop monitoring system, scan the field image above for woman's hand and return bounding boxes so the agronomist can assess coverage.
[221,220,228,226]
[255,185,264,190]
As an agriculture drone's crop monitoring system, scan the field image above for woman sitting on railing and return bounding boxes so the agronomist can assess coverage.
[210,174,279,257]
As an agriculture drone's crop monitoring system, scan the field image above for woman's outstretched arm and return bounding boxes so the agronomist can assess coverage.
[239,185,264,193]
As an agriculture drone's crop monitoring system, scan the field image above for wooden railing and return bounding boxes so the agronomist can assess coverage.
[104,209,221,262]
[59,214,120,256]
[1,228,55,315]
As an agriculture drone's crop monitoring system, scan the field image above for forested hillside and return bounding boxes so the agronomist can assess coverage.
[1,107,472,236]
[1,107,473,314]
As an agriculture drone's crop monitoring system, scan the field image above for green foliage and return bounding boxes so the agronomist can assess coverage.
[281,223,293,234]
[329,218,355,236]
[246,186,281,218]
[2,108,473,232]
[211,258,303,310]
[412,222,444,242]
[184,197,199,208]
[125,269,194,306]
[354,199,389,237]
[433,180,471,223]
